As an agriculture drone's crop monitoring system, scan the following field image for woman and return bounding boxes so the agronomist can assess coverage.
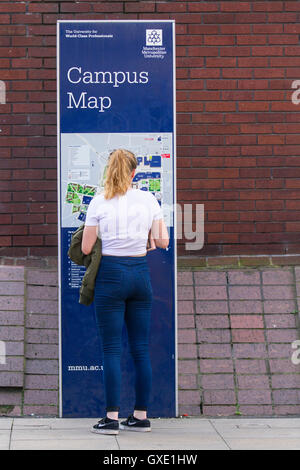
[82,148,169,435]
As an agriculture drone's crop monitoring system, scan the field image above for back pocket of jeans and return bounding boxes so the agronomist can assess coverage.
[95,266,124,296]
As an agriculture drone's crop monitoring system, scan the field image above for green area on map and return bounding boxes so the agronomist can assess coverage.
[66,191,81,205]
[149,179,160,191]
[65,181,98,223]
[72,204,80,213]
[67,182,84,194]
[83,185,97,196]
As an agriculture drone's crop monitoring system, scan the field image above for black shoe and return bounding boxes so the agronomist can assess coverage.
[91,416,119,435]
[120,414,151,432]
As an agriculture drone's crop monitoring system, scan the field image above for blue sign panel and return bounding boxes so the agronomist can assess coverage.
[57,21,177,418]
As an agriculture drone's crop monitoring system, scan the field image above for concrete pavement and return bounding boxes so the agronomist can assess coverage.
[0,416,300,450]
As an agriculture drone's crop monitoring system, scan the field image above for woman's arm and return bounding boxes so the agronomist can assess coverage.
[81,225,98,255]
[151,218,169,249]
[147,229,156,252]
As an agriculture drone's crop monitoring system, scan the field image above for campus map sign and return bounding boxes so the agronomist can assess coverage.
[57,21,177,417]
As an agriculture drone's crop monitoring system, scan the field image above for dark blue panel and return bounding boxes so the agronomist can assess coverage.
[61,227,176,418]
[59,22,174,133]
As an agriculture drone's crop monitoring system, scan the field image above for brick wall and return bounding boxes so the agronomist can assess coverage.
[1,258,300,417]
[0,263,58,416]
[1,0,300,418]
[1,1,300,258]
[178,263,300,416]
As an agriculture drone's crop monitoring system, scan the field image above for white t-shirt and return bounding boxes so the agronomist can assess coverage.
[85,188,163,256]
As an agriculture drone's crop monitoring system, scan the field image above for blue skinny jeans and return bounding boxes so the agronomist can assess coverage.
[93,254,153,413]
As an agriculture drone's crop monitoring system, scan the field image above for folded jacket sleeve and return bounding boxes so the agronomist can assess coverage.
[85,196,99,226]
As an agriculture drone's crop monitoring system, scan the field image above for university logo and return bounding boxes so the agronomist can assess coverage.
[146,29,163,46]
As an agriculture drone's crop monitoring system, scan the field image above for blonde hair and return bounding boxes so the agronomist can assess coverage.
[104,148,137,199]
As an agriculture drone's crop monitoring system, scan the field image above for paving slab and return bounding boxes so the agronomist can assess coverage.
[10,418,119,450]
[12,418,57,425]
[210,417,300,428]
[0,418,13,430]
[210,418,300,450]
[150,418,211,429]
[225,438,300,451]
[249,418,300,429]
[210,418,300,434]
[116,431,228,450]
[10,437,119,451]
[2,417,300,450]
[11,428,117,441]
[0,430,11,450]
[49,418,97,430]
[12,417,95,430]
[10,418,223,451]
[211,426,300,439]
[118,418,226,450]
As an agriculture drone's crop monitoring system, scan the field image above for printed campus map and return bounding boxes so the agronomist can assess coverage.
[60,133,174,228]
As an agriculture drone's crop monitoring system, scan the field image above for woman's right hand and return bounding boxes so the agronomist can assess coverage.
[151,218,169,249]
